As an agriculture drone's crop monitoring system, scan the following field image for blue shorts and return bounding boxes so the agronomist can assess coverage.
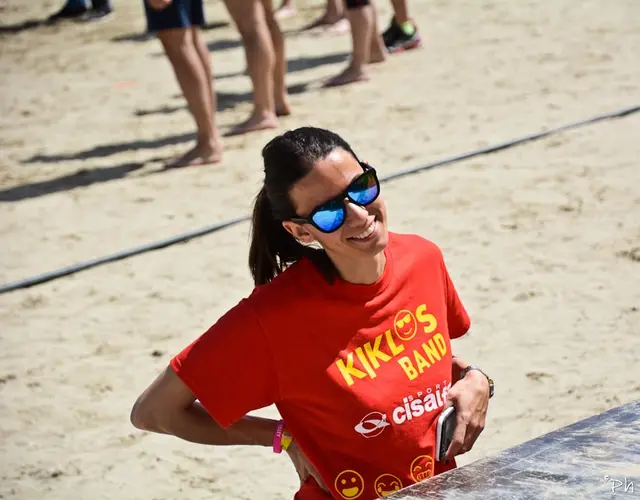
[144,0,205,32]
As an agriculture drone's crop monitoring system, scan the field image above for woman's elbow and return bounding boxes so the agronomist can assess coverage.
[130,395,160,432]
[130,365,193,433]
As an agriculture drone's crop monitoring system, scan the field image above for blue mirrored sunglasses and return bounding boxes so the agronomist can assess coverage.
[290,164,380,233]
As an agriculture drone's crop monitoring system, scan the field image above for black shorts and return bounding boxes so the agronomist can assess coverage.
[345,0,370,8]
[143,0,205,32]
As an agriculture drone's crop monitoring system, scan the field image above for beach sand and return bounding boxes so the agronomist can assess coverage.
[1,0,639,498]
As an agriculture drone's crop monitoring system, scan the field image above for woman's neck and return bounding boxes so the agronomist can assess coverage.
[332,251,387,285]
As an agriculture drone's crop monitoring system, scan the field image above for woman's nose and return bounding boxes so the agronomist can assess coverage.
[344,198,370,224]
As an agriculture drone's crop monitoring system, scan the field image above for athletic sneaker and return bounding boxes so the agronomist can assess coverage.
[47,2,113,23]
[84,6,114,22]
[47,5,88,23]
[83,0,113,22]
[382,17,422,53]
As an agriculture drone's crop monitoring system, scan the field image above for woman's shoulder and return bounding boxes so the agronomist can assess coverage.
[245,259,315,316]
[388,231,444,261]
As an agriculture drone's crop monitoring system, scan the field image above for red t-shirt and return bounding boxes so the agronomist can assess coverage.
[171,232,470,500]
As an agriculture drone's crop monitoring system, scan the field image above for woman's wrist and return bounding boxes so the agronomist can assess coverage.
[451,355,469,382]
[273,420,293,453]
[459,366,494,398]
[220,414,281,447]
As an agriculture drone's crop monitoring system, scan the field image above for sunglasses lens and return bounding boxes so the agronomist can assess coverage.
[307,170,379,232]
[349,170,379,206]
[311,199,345,232]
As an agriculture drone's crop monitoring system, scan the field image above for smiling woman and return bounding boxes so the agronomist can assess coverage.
[253,131,389,287]
[130,127,493,500]
[247,127,389,287]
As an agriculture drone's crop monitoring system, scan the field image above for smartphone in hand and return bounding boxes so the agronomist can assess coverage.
[435,406,456,461]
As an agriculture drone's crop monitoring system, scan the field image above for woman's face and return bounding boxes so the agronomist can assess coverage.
[283,148,389,262]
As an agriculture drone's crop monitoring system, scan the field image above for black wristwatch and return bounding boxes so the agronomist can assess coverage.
[459,365,494,398]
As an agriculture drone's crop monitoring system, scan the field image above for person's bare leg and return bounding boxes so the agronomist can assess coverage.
[158,28,222,167]
[324,5,373,87]
[322,0,350,35]
[368,3,386,63]
[224,0,279,135]
[389,0,408,23]
[192,27,224,149]
[192,27,215,121]
[323,0,344,23]
[261,0,290,117]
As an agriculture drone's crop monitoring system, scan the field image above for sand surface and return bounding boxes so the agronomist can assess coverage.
[1,0,639,498]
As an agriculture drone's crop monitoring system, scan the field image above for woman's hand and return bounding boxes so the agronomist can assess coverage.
[444,370,490,461]
[286,440,330,493]
[146,0,172,10]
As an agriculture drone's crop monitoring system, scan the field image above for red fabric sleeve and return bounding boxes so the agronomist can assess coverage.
[441,259,471,339]
[170,298,280,429]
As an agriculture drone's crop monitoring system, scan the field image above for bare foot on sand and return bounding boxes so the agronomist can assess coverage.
[322,18,350,36]
[275,4,296,19]
[276,99,292,117]
[225,111,279,137]
[323,64,369,87]
[165,140,223,168]
[369,37,387,63]
[302,13,347,34]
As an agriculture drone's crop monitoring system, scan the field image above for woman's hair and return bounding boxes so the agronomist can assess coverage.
[249,126,358,286]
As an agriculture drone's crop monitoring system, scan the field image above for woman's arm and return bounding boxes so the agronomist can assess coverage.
[445,355,491,460]
[130,366,277,447]
[132,366,328,491]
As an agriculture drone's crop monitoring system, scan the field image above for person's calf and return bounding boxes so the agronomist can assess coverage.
[325,4,374,86]
[158,29,220,156]
[368,33,387,63]
[263,15,290,116]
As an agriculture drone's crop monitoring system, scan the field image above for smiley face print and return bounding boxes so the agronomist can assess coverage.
[334,470,364,499]
[374,473,403,498]
[410,455,434,482]
[394,309,418,341]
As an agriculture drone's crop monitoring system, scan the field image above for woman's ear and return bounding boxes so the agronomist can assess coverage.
[282,221,316,245]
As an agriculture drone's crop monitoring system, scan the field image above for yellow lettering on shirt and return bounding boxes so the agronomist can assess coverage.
[385,329,405,356]
[416,304,438,334]
[433,333,447,356]
[336,353,367,387]
[398,356,418,380]
[422,339,442,364]
[364,334,392,369]
[413,350,431,373]
[355,347,376,379]
[335,304,448,387]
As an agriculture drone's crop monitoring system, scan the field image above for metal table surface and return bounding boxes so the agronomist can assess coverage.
[387,399,640,499]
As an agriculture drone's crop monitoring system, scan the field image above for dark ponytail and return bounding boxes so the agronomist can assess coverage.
[248,127,358,286]
[248,187,334,286]
[249,187,302,286]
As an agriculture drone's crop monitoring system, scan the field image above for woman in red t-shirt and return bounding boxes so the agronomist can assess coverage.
[131,127,493,500]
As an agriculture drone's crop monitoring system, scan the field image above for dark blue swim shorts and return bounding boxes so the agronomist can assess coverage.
[143,0,205,32]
